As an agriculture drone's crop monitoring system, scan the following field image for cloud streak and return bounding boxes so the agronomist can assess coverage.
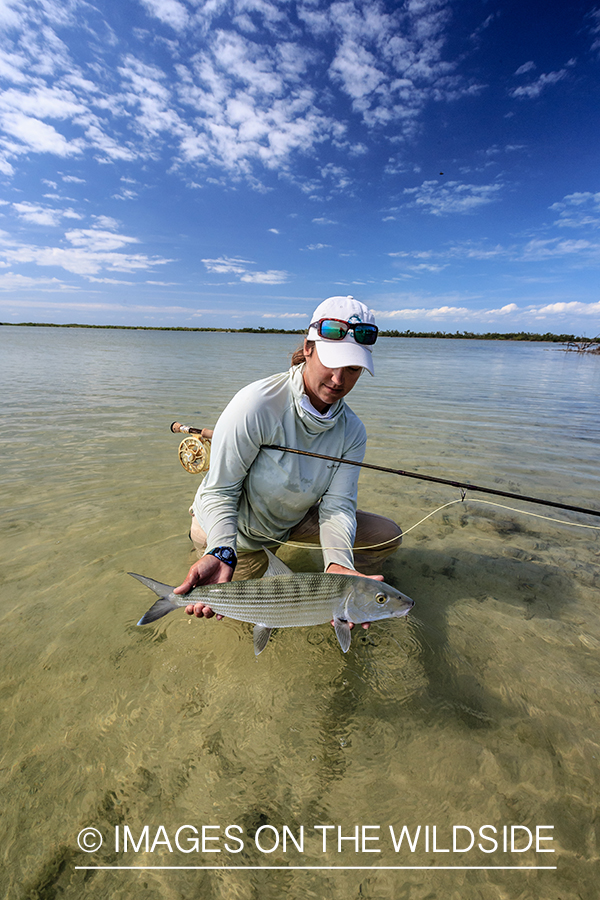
[201,256,288,284]
[0,226,173,278]
[376,300,600,323]
[403,180,503,215]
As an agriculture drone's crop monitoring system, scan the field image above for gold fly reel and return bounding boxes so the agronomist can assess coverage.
[178,435,211,474]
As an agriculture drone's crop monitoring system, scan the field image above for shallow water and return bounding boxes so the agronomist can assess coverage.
[1,326,599,900]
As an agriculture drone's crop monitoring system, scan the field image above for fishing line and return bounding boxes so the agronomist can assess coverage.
[170,424,600,552]
[461,498,600,531]
[247,494,600,555]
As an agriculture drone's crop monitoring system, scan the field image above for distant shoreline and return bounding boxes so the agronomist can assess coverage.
[1,321,596,343]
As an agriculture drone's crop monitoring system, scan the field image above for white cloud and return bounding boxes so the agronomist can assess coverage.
[92,215,121,231]
[515,61,536,76]
[587,7,600,53]
[262,312,305,318]
[175,30,337,180]
[510,69,569,99]
[112,189,138,201]
[376,300,600,325]
[307,0,478,133]
[202,256,254,276]
[522,238,600,260]
[389,249,435,259]
[0,271,75,292]
[65,229,139,252]
[240,269,287,284]
[387,228,600,272]
[535,301,600,316]
[1,85,86,120]
[138,0,190,32]
[1,244,172,276]
[484,303,518,315]
[202,255,288,283]
[403,180,502,215]
[0,226,173,278]
[0,297,221,317]
[330,40,385,105]
[377,305,472,320]
[406,263,448,273]
[0,0,482,189]
[13,202,82,226]
[0,110,84,156]
[550,192,600,229]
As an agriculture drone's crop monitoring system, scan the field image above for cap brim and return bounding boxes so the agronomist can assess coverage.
[313,338,374,375]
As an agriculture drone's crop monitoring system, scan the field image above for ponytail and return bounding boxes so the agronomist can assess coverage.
[291,340,314,367]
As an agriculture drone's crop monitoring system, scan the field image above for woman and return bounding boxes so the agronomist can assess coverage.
[175,295,402,622]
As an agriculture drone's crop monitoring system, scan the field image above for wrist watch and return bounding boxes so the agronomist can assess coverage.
[206,546,237,571]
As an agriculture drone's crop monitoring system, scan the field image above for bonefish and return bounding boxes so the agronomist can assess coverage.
[131,550,414,655]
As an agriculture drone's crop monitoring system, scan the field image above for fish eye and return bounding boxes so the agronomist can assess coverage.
[375,592,387,604]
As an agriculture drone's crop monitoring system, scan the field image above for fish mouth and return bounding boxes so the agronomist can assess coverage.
[393,602,414,617]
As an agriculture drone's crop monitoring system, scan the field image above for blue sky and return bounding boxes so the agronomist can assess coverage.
[0,0,599,334]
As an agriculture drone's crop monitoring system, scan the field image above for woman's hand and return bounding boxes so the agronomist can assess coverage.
[326,562,384,629]
[174,555,233,619]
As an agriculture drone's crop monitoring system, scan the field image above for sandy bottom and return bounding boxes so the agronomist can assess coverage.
[1,330,599,899]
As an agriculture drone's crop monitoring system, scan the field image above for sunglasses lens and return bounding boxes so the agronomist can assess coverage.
[353,324,378,345]
[319,319,348,340]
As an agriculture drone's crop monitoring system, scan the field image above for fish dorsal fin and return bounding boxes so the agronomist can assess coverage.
[253,624,272,655]
[333,616,352,653]
[262,547,293,577]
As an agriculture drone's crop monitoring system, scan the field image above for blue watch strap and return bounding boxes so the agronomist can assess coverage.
[206,546,237,570]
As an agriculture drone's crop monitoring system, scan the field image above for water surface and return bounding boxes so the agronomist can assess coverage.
[1,326,599,899]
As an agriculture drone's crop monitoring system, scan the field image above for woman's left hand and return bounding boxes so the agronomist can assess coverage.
[326,563,384,629]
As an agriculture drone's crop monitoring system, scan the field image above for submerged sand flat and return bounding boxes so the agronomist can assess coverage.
[1,327,599,900]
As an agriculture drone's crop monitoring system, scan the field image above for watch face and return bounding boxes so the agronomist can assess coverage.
[211,547,236,566]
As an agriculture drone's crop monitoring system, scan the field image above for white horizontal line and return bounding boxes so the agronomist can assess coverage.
[75,865,557,871]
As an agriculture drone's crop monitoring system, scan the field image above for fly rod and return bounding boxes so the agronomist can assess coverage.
[170,422,600,520]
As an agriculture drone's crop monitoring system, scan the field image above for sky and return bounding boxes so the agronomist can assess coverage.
[0,0,599,335]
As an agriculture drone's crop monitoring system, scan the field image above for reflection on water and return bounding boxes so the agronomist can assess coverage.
[1,326,599,900]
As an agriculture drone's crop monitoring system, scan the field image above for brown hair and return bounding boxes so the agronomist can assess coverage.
[291,340,314,367]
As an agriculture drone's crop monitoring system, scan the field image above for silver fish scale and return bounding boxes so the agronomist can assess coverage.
[187,573,357,627]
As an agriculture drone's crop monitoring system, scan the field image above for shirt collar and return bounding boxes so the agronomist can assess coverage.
[299,393,334,419]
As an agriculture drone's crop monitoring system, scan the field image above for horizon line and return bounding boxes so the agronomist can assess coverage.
[1,321,595,343]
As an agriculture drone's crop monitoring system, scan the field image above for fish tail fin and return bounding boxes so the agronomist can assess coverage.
[129,572,178,625]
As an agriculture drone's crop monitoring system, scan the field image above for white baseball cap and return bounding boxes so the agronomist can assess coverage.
[307,296,377,376]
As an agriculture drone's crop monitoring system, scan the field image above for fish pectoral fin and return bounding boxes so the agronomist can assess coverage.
[333,617,352,653]
[253,624,272,656]
[262,548,294,577]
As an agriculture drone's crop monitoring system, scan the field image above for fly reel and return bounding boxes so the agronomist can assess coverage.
[177,435,211,474]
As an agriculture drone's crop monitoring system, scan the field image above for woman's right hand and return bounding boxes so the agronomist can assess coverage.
[174,555,233,619]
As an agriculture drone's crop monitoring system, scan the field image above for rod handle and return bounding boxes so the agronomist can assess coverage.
[171,422,214,439]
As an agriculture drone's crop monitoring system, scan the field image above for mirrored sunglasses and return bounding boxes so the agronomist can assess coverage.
[310,318,378,346]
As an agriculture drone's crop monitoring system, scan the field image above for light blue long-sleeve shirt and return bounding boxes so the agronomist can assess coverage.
[192,364,367,571]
